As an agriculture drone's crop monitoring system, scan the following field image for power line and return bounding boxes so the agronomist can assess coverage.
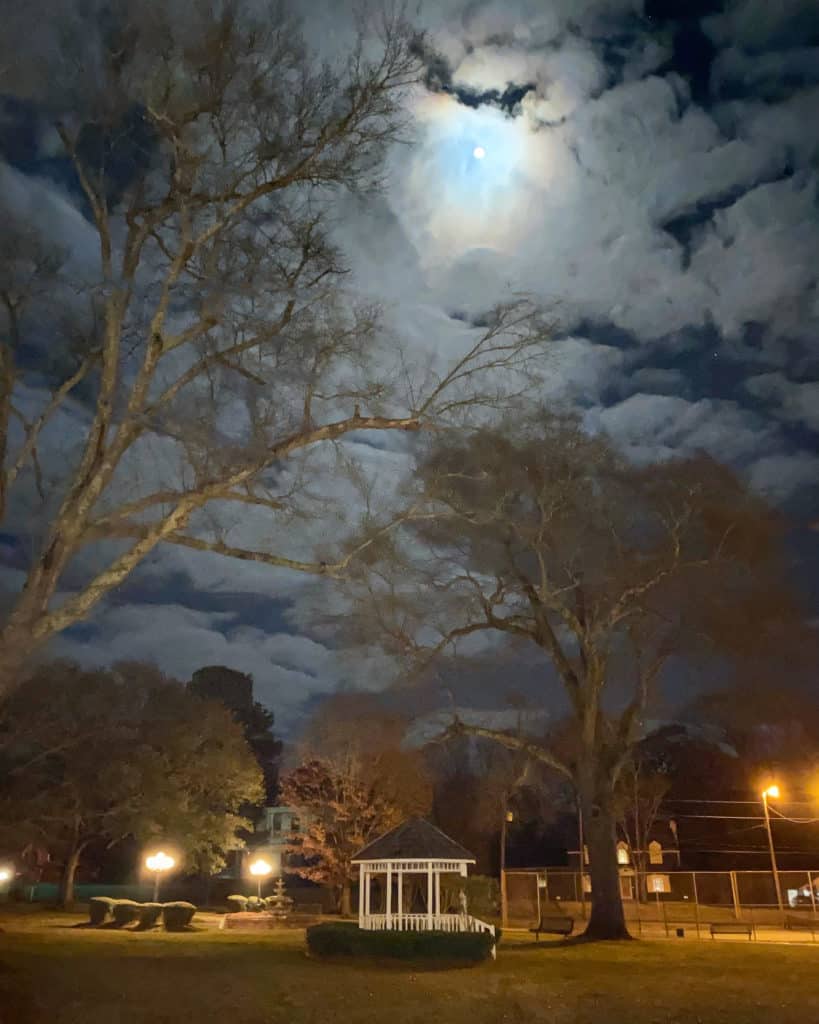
[666,798,819,806]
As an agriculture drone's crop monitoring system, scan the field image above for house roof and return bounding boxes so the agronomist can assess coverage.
[352,818,476,863]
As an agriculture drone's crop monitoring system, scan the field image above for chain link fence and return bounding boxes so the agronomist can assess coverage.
[504,868,819,936]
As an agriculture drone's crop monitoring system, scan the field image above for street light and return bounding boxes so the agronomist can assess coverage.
[761,786,783,913]
[249,857,272,899]
[145,851,175,902]
[0,867,11,884]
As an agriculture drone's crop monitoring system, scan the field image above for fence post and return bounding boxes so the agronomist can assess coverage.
[730,871,741,920]
[809,871,817,919]
[692,872,701,939]
[535,873,542,925]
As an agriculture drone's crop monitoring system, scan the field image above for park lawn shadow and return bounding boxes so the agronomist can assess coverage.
[305,953,488,973]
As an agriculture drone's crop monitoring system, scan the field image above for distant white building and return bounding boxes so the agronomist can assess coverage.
[255,806,302,847]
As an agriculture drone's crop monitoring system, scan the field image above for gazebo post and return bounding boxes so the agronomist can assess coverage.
[435,871,441,920]
[358,863,365,924]
[397,866,403,929]
[386,863,393,927]
[427,864,434,928]
[364,867,371,922]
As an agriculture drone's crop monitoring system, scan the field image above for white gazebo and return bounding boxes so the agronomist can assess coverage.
[352,818,495,944]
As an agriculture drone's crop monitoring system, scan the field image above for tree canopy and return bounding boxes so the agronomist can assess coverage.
[0,661,263,902]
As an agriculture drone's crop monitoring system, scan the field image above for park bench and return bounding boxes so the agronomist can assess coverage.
[530,914,574,940]
[784,914,819,938]
[710,922,753,940]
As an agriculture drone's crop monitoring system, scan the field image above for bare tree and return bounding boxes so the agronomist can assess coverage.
[0,1,549,694]
[346,412,799,939]
[615,752,672,902]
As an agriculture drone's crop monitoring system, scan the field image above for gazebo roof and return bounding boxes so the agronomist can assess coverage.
[352,817,476,863]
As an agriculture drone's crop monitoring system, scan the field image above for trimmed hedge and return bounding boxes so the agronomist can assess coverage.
[88,898,197,930]
[162,901,197,931]
[112,900,141,927]
[137,902,164,929]
[227,895,248,913]
[88,896,118,926]
[306,922,496,962]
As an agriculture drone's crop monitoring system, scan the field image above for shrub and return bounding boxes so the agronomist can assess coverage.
[162,901,197,931]
[226,895,248,913]
[111,900,141,927]
[306,922,496,963]
[136,903,164,929]
[88,896,118,926]
[246,896,265,912]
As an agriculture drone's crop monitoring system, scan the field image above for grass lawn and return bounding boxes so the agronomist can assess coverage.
[1,908,818,1023]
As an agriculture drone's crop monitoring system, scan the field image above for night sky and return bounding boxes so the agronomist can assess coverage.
[1,0,817,731]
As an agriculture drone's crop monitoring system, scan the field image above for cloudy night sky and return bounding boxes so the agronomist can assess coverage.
[1,0,818,731]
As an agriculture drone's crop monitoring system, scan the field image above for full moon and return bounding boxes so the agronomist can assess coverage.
[473,146,486,160]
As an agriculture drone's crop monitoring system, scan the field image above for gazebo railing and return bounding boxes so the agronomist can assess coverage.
[361,912,496,937]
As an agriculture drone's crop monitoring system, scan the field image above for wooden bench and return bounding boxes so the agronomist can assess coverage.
[710,922,753,940]
[530,915,574,940]
[785,914,819,937]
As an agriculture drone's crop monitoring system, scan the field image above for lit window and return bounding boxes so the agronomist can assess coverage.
[616,842,630,865]
[649,841,663,865]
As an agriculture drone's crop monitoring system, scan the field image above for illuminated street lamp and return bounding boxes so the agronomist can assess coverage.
[761,786,783,913]
[249,857,273,898]
[0,866,11,884]
[145,850,175,902]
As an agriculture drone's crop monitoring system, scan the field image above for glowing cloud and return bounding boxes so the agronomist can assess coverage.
[387,92,541,265]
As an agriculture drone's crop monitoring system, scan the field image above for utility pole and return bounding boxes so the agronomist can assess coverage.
[761,786,784,913]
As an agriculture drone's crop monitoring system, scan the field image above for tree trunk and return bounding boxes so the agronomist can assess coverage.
[582,798,631,940]
[340,880,352,917]
[0,628,36,701]
[58,844,85,907]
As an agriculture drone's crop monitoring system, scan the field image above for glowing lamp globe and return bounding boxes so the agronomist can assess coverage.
[472,146,486,160]
[249,857,273,897]
[249,858,272,878]
[146,851,175,873]
[0,867,11,883]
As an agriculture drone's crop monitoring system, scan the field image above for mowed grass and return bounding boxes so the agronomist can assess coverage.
[1,908,818,1024]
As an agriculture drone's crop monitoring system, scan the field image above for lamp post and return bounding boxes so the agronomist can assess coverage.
[500,804,514,929]
[249,857,272,899]
[761,786,783,913]
[145,851,175,902]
